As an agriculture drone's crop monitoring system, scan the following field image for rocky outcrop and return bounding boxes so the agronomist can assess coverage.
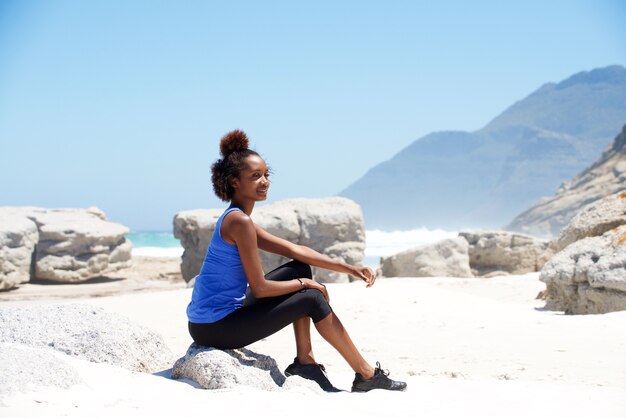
[540,226,626,314]
[379,237,473,278]
[0,215,38,290]
[509,125,626,237]
[0,343,84,399]
[459,231,550,276]
[0,304,174,373]
[539,192,626,314]
[0,207,132,284]
[29,209,132,282]
[379,231,550,279]
[174,197,365,283]
[554,191,626,252]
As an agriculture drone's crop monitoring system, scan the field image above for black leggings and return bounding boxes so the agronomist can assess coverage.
[188,260,333,349]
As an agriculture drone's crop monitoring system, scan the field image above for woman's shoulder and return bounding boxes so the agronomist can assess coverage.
[220,209,256,245]
[222,209,254,230]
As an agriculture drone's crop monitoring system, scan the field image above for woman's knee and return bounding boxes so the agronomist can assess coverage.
[265,260,312,282]
[303,288,332,322]
[291,260,312,279]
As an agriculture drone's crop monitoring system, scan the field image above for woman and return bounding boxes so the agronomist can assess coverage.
[186,130,406,393]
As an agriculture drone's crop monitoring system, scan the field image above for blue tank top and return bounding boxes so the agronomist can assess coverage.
[186,207,248,323]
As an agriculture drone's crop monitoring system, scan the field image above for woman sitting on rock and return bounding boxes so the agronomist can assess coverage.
[186,129,406,393]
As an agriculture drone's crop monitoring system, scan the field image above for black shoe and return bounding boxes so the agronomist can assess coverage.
[284,357,341,392]
[351,362,407,392]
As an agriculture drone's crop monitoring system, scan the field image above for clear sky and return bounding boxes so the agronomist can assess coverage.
[1,0,625,231]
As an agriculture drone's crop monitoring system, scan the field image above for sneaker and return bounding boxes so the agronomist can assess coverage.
[351,362,407,392]
[284,357,341,392]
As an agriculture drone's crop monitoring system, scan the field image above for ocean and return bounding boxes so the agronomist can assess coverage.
[127,232,184,258]
[128,228,458,268]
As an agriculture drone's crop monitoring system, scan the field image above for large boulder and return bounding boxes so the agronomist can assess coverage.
[172,343,320,392]
[174,197,365,283]
[0,206,132,283]
[540,225,626,314]
[0,343,84,399]
[172,208,224,284]
[459,230,550,276]
[0,215,38,290]
[30,209,132,282]
[554,190,626,252]
[0,304,175,373]
[379,237,473,278]
[539,192,626,315]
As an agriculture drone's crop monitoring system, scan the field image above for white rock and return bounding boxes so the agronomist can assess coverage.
[380,237,473,278]
[589,241,626,293]
[314,241,366,283]
[252,201,302,278]
[459,230,550,276]
[171,343,285,391]
[0,343,84,400]
[0,206,132,283]
[290,198,364,249]
[0,215,38,290]
[252,200,302,242]
[32,210,132,282]
[555,190,626,252]
[0,304,175,373]
[174,197,365,283]
[540,226,626,314]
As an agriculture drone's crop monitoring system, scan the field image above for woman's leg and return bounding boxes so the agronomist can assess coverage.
[249,260,374,378]
[247,260,317,364]
[190,259,404,390]
[255,260,374,377]
[188,285,332,349]
[314,313,375,379]
[293,317,315,364]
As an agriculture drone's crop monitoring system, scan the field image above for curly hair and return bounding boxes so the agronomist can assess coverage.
[211,130,261,201]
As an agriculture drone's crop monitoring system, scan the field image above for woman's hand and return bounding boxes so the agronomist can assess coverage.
[351,265,376,288]
[302,278,330,303]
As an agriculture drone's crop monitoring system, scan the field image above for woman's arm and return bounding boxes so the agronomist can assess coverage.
[255,224,376,287]
[224,212,329,299]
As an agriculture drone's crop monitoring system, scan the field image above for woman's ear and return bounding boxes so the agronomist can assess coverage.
[230,177,239,190]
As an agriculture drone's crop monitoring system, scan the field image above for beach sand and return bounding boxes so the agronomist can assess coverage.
[1,257,625,417]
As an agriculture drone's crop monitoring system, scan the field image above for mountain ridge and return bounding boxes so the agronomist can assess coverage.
[508,124,626,236]
[340,65,626,231]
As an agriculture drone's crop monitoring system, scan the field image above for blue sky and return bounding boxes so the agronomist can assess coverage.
[1,0,625,230]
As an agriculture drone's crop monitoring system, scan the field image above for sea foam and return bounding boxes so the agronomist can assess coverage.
[132,246,184,257]
[129,228,458,262]
[365,228,457,257]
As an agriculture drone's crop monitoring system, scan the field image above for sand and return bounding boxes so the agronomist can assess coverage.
[1,257,625,417]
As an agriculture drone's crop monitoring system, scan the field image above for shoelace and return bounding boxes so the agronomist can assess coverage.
[375,361,390,376]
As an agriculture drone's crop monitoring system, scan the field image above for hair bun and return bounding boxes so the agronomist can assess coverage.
[219,129,249,157]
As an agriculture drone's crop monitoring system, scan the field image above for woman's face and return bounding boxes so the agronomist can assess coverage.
[231,155,270,201]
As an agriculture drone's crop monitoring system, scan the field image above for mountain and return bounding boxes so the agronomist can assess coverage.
[340,65,626,231]
[508,124,626,237]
